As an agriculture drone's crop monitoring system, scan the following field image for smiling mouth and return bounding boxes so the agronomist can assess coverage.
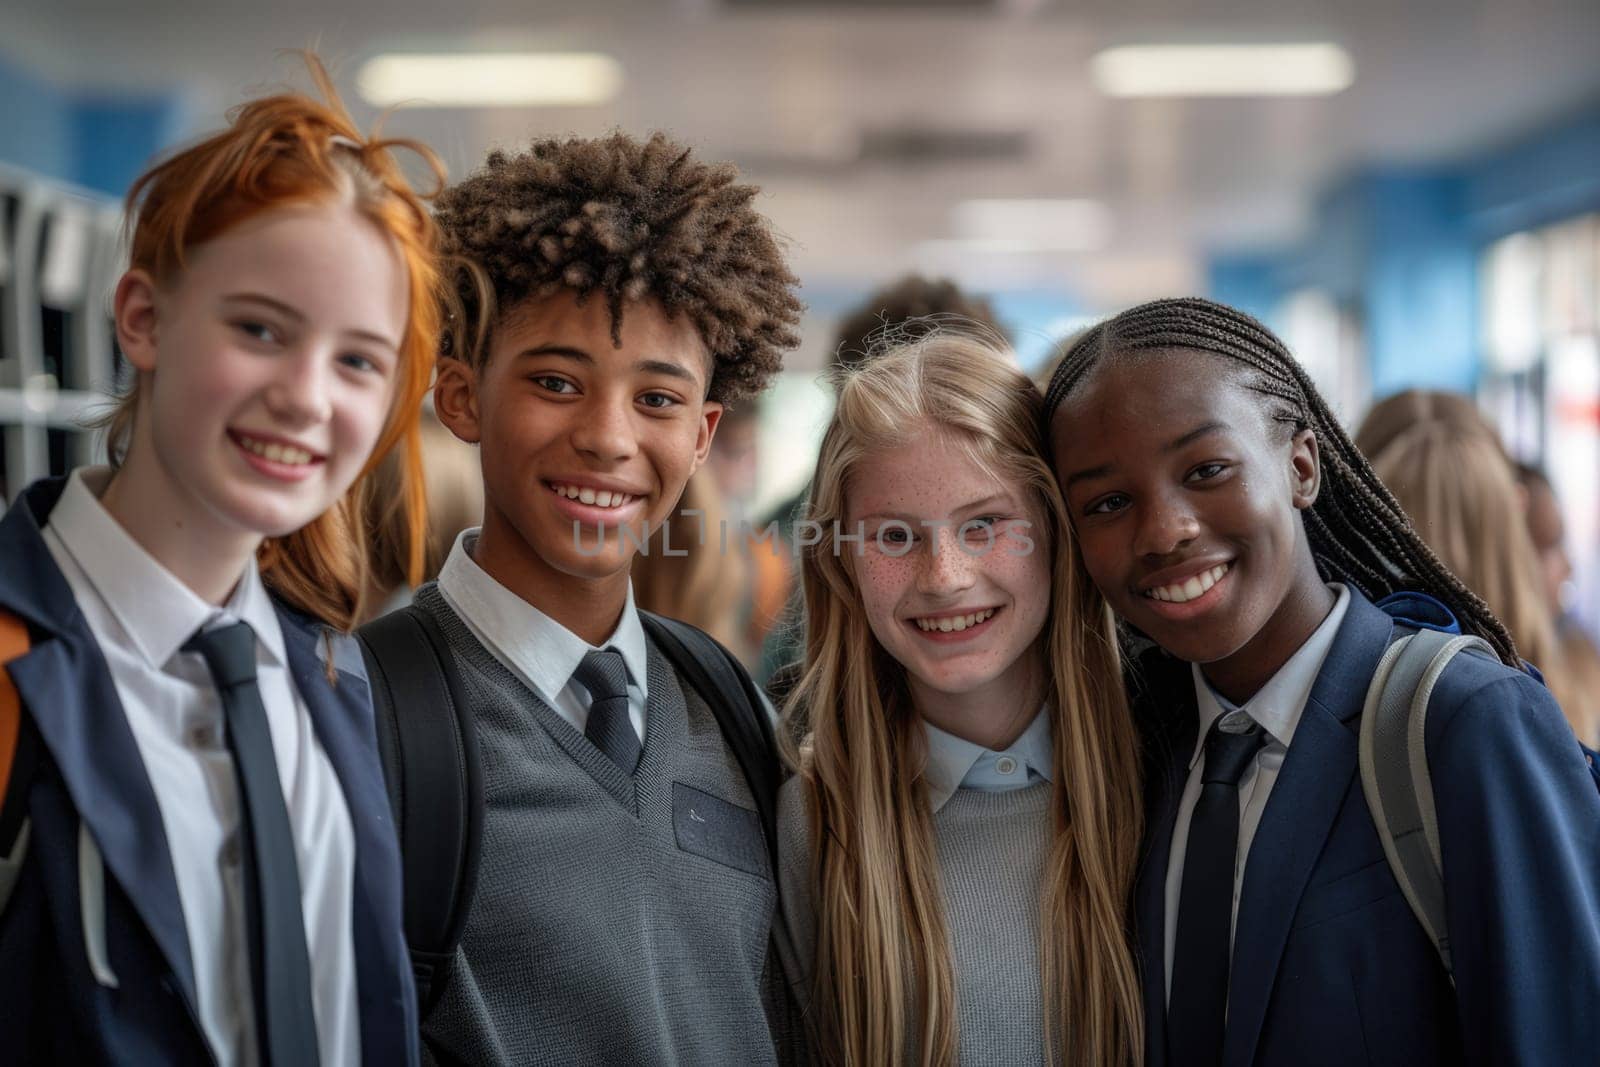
[228,430,322,467]
[547,481,639,510]
[1143,562,1231,604]
[912,607,998,633]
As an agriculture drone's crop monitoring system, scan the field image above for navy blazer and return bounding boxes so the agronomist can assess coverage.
[0,477,418,1066]
[1131,587,1600,1067]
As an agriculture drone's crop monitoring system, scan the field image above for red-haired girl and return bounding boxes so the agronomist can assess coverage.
[0,60,443,1066]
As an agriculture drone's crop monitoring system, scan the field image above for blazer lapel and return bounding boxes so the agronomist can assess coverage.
[9,629,201,1014]
[1131,657,1199,1067]
[0,479,200,1015]
[1221,591,1395,1067]
[280,610,418,1067]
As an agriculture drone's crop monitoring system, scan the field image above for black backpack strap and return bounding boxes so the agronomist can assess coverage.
[356,605,484,1015]
[640,612,781,875]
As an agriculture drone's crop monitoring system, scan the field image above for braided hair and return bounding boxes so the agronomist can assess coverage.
[1042,296,1518,666]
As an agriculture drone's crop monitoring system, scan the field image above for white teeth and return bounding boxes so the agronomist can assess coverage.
[914,608,996,633]
[1146,563,1230,604]
[553,483,632,509]
[237,435,313,465]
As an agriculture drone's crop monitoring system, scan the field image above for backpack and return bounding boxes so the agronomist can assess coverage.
[1357,626,1499,985]
[0,610,37,915]
[355,603,782,1013]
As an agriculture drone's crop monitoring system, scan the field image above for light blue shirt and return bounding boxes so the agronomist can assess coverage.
[922,706,1054,812]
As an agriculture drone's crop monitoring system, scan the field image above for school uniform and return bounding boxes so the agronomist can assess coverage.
[778,707,1059,1064]
[409,529,786,1065]
[1132,583,1600,1067]
[0,473,417,1066]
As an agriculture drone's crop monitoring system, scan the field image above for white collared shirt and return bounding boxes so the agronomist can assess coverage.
[922,706,1055,813]
[1163,583,1350,1002]
[40,468,359,1067]
[436,528,650,741]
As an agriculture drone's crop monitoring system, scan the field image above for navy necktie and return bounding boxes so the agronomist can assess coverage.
[185,622,321,1067]
[1168,714,1267,1067]
[573,648,641,775]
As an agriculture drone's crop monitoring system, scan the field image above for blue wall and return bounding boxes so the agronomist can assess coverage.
[1207,102,1600,399]
[0,55,186,197]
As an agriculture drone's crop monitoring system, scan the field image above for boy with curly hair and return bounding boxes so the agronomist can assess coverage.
[359,132,803,1064]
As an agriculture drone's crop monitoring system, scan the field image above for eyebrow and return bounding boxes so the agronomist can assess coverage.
[223,292,398,352]
[858,492,1017,524]
[1062,420,1230,491]
[517,344,702,385]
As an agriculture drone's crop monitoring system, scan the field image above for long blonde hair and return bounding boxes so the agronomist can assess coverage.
[783,332,1144,1066]
[1357,395,1577,732]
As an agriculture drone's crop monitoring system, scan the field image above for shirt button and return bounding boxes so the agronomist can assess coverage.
[221,836,242,867]
[186,723,217,748]
[995,756,1017,775]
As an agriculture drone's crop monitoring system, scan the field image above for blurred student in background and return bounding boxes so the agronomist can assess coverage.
[631,470,753,660]
[1515,463,1600,748]
[701,400,788,663]
[1355,390,1596,748]
[360,409,483,621]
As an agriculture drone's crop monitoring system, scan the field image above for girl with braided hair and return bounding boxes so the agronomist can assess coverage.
[1044,297,1600,1067]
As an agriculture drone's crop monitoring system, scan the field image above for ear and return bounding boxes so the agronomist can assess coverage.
[1289,427,1321,510]
[113,269,161,373]
[434,357,483,445]
[689,400,724,473]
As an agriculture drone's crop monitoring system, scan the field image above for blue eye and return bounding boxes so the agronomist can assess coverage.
[962,516,1002,539]
[339,353,380,375]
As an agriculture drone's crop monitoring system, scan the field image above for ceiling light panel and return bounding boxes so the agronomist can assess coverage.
[1091,44,1354,98]
[357,53,623,108]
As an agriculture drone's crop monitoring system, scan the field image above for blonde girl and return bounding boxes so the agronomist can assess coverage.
[777,331,1143,1066]
[1354,390,1589,742]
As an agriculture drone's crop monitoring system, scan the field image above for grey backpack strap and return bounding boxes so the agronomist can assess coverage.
[1359,628,1498,983]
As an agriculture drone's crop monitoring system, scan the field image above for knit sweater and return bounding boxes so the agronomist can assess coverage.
[412,584,785,1066]
[778,776,1056,1065]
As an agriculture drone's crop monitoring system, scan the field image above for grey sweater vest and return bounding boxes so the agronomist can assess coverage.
[778,775,1056,1065]
[411,585,784,1066]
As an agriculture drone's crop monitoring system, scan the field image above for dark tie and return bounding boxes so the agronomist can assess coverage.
[185,622,321,1067]
[1168,714,1267,1067]
[573,648,641,775]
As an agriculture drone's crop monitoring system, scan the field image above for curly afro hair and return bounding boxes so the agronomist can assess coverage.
[436,131,803,405]
[831,274,1009,372]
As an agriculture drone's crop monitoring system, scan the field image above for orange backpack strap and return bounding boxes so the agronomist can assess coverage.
[0,611,28,806]
[1,610,34,914]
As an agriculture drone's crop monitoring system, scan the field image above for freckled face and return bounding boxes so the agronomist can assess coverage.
[846,427,1051,710]
[1051,352,1323,686]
